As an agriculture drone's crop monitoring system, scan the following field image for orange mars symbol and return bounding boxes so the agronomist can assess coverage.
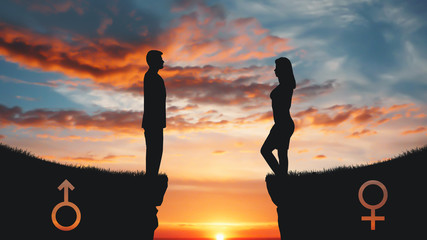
[51,179,81,231]
[358,180,388,230]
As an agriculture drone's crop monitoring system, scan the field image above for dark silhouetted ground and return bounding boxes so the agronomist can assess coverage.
[266,146,426,239]
[2,143,167,239]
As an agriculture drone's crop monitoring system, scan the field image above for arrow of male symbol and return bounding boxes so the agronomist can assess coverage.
[52,179,81,231]
[58,179,74,202]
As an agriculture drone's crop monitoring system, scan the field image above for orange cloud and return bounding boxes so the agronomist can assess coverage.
[0,22,143,88]
[0,104,231,133]
[36,133,119,142]
[314,155,326,159]
[351,107,382,124]
[60,154,135,163]
[414,113,426,119]
[392,114,403,120]
[401,126,426,135]
[212,150,226,155]
[168,104,199,113]
[313,111,352,127]
[346,129,377,138]
[293,103,416,130]
[386,103,414,113]
[233,111,273,125]
[376,118,390,125]
[0,104,140,133]
[36,134,82,141]
[297,149,309,154]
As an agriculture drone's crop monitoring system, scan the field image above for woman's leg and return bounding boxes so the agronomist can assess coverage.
[261,138,282,175]
[278,149,288,175]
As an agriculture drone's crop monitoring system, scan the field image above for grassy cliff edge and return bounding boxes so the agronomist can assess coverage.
[266,146,426,239]
[2,143,168,239]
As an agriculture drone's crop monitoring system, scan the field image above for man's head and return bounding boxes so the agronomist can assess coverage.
[146,50,164,70]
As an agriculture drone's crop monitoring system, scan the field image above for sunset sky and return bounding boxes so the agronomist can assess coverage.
[1,0,426,238]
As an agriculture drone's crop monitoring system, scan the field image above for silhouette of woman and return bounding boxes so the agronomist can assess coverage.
[261,57,296,176]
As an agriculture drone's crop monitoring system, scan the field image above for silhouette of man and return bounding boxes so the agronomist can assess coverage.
[142,50,166,176]
[261,57,296,176]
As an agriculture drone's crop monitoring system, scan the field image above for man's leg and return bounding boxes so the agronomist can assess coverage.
[153,128,163,175]
[144,128,164,176]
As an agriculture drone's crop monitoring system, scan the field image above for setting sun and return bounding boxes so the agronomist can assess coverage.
[216,233,225,240]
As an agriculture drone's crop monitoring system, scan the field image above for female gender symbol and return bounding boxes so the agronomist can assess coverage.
[358,180,387,230]
[51,179,81,231]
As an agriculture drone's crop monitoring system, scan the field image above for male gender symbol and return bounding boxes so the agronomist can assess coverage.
[51,179,81,231]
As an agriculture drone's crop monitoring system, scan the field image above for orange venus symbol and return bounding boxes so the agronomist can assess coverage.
[358,180,387,230]
[51,179,81,231]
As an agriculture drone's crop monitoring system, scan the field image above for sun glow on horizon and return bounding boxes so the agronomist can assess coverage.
[216,233,225,240]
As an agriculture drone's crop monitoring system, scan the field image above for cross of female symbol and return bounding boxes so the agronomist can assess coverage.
[51,179,81,231]
[358,180,388,230]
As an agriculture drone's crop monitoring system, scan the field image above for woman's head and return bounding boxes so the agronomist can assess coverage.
[274,57,296,89]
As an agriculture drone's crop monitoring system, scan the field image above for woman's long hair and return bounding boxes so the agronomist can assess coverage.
[275,57,296,89]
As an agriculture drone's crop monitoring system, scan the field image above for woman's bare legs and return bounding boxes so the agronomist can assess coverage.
[261,141,286,175]
[278,149,288,175]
